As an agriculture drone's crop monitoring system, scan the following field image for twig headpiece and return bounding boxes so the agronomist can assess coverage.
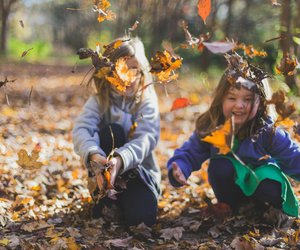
[224,52,270,99]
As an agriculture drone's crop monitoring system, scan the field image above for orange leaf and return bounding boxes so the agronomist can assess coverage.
[201,119,232,154]
[198,0,211,24]
[170,98,191,111]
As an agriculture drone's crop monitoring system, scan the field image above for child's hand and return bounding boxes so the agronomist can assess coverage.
[172,162,188,186]
[106,156,123,187]
[90,153,107,166]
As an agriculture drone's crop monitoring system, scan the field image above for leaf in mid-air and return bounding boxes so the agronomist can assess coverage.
[93,0,116,23]
[170,98,191,111]
[203,41,236,54]
[105,57,136,93]
[197,0,211,24]
[150,50,182,84]
[201,119,232,155]
[275,53,298,76]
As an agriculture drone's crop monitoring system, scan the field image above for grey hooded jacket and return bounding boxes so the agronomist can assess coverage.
[72,85,161,196]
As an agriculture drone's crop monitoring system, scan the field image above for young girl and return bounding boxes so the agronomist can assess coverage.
[73,37,161,226]
[167,53,300,219]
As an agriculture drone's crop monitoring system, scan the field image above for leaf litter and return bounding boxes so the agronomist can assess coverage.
[1,62,300,249]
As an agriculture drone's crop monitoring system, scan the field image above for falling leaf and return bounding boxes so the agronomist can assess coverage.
[275,116,295,128]
[106,57,136,93]
[93,0,116,23]
[180,20,210,50]
[150,50,182,83]
[21,48,33,57]
[170,97,191,111]
[203,41,236,54]
[17,148,43,170]
[237,43,267,58]
[19,20,24,28]
[198,0,211,24]
[275,53,298,76]
[201,119,232,154]
[160,227,184,241]
[128,20,139,36]
[267,90,296,118]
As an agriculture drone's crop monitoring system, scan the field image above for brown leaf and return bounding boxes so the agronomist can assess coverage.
[21,48,33,57]
[160,227,184,241]
[104,237,133,248]
[17,149,43,170]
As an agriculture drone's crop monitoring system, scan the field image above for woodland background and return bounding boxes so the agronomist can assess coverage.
[1,0,300,249]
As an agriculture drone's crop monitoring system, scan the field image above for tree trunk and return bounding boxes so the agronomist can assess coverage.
[279,0,297,91]
[0,0,17,55]
[224,0,234,38]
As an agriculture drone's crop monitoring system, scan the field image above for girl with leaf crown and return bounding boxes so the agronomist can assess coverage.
[167,52,300,224]
[73,37,161,226]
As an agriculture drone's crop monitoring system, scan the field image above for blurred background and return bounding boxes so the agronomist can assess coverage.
[0,0,299,90]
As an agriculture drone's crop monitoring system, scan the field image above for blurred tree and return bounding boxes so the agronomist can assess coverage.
[48,1,95,52]
[0,0,19,54]
[279,0,297,91]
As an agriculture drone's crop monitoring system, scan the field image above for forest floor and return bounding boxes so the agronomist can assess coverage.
[1,62,300,249]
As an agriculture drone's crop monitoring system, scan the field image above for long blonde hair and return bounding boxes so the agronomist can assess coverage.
[196,71,274,140]
[93,37,152,113]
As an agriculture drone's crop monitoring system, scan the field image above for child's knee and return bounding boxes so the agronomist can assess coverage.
[208,158,235,180]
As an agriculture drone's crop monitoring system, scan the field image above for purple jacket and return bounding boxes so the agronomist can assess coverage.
[167,122,300,187]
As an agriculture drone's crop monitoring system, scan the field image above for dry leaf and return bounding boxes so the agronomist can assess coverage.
[17,148,43,170]
[203,41,236,54]
[104,237,133,248]
[201,119,232,154]
[150,50,182,83]
[160,227,184,241]
[275,53,298,76]
[198,0,211,24]
[170,97,191,111]
[21,48,33,57]
[93,0,116,23]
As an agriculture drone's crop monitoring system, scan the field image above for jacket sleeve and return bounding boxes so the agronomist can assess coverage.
[72,96,106,166]
[167,132,210,187]
[265,127,300,181]
[115,87,160,174]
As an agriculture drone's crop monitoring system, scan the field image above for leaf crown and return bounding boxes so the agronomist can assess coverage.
[224,52,271,99]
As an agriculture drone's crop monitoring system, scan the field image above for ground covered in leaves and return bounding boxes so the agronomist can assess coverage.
[1,62,300,249]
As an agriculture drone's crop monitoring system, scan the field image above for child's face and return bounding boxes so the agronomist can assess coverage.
[222,87,260,126]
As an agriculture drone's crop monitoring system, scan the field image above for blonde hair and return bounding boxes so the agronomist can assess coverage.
[196,71,275,140]
[93,37,152,113]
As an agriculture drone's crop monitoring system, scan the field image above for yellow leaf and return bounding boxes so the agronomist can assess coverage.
[0,239,9,246]
[201,119,232,154]
[1,106,17,117]
[275,116,295,128]
[66,237,80,250]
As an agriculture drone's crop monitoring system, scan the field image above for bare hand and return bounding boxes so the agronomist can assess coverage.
[90,153,107,166]
[106,156,123,187]
[172,162,188,186]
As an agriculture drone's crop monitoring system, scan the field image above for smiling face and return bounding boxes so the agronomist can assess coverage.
[222,87,260,126]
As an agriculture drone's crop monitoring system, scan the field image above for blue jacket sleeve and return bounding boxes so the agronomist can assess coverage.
[167,132,210,187]
[264,127,300,181]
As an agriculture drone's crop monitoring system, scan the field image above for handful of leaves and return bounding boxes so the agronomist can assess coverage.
[88,160,114,203]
